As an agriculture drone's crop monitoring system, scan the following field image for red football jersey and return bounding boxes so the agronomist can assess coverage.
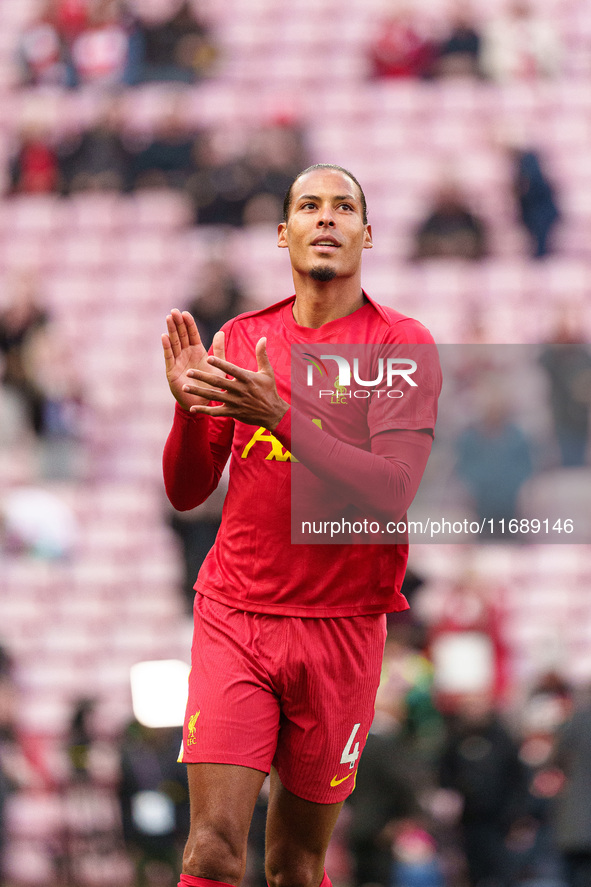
[164,293,441,617]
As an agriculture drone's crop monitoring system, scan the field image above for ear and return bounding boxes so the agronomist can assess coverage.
[277,222,288,248]
[363,224,373,249]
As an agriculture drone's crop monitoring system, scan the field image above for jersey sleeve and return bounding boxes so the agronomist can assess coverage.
[274,409,432,523]
[368,320,442,437]
[162,404,233,511]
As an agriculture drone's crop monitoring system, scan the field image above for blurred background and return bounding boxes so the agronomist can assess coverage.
[1,0,591,885]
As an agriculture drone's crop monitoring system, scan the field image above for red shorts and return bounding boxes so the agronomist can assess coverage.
[180,593,387,804]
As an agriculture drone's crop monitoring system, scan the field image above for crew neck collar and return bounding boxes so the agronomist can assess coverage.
[281,291,374,340]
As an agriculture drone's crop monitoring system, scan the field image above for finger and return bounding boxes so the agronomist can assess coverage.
[189,403,232,417]
[186,368,236,389]
[172,308,190,348]
[255,337,273,374]
[162,333,175,373]
[211,330,226,363]
[183,383,230,401]
[182,311,202,348]
[166,313,182,358]
[207,354,249,381]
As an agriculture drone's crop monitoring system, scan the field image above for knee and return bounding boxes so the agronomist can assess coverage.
[183,823,246,885]
[265,856,324,887]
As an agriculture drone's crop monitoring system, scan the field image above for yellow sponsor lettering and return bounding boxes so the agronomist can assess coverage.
[241,427,294,461]
[241,420,322,461]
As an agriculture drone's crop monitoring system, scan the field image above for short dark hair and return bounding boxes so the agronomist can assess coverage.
[282,164,368,225]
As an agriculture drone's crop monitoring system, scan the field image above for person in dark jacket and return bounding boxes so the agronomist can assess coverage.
[438,692,528,887]
[552,696,591,887]
[513,149,560,258]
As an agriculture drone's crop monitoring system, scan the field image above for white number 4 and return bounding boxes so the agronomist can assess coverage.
[340,723,361,769]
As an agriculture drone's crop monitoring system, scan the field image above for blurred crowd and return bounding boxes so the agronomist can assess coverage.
[17,0,565,91]
[6,111,561,258]
[366,0,562,83]
[0,0,590,885]
[8,108,308,229]
[7,0,565,256]
[3,564,591,887]
[0,269,85,483]
[17,0,217,89]
[342,568,591,887]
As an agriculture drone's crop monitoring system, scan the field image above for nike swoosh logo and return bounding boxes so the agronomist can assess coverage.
[330,772,354,787]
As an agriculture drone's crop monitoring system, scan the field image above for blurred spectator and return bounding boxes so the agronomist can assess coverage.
[512,148,560,258]
[58,102,131,194]
[126,0,217,85]
[21,320,86,478]
[67,698,98,782]
[411,179,488,261]
[367,7,436,79]
[377,621,443,758]
[392,824,445,887]
[0,645,15,885]
[0,645,40,883]
[346,635,427,887]
[1,274,85,477]
[480,0,562,82]
[186,259,249,349]
[432,2,482,79]
[129,107,198,191]
[53,0,89,44]
[427,572,511,708]
[9,124,60,195]
[347,737,431,887]
[189,133,260,227]
[454,386,534,527]
[242,123,308,226]
[168,479,227,616]
[118,720,189,887]
[539,316,591,468]
[59,697,127,883]
[438,692,528,887]
[69,0,130,88]
[17,0,74,87]
[0,271,49,436]
[552,690,591,887]
[513,674,572,885]
[189,123,308,227]
[1,485,78,558]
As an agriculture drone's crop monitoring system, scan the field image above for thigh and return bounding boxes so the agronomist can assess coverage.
[187,762,266,837]
[180,594,280,772]
[265,768,343,885]
[184,762,267,882]
[273,613,387,805]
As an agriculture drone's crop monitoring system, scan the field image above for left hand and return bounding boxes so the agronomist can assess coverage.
[183,336,289,431]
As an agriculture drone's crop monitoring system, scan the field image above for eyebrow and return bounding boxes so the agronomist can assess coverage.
[297,193,358,203]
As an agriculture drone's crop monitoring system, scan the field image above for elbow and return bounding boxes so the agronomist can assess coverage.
[371,484,416,525]
[378,503,410,526]
[168,498,198,513]
[164,483,203,512]
[164,475,219,512]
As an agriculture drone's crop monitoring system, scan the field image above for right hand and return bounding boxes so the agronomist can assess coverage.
[162,309,226,411]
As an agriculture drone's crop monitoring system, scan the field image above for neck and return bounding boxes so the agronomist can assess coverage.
[291,276,365,329]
